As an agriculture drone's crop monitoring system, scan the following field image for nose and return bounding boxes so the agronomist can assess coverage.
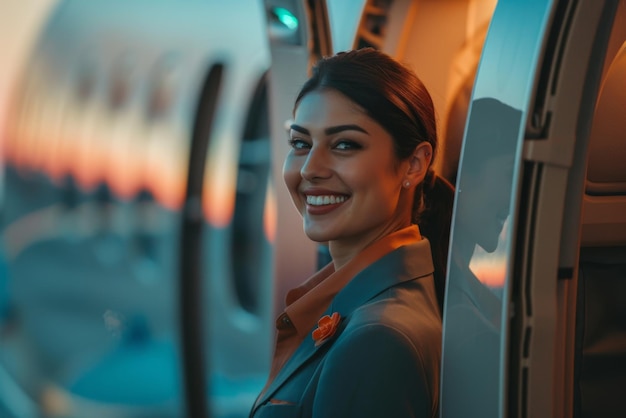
[300,146,331,181]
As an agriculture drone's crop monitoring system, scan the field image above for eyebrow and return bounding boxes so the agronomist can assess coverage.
[290,123,369,136]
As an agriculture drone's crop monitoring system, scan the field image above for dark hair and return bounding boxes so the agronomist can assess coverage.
[295,48,454,311]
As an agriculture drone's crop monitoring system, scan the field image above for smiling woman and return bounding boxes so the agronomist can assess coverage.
[250,48,455,418]
[284,89,420,263]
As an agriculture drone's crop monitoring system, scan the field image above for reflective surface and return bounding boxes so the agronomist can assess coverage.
[440,0,554,417]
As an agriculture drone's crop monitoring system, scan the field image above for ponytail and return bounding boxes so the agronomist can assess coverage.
[414,170,455,313]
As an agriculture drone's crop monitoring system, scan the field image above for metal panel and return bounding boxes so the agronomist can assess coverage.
[440,1,555,417]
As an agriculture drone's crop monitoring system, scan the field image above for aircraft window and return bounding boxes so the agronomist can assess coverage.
[232,76,271,313]
[192,60,274,415]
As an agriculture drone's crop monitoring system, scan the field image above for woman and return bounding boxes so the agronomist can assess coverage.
[250,48,454,418]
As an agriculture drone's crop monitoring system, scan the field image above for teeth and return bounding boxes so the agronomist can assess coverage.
[306,195,346,206]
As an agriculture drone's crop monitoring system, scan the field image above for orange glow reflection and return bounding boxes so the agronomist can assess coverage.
[468,220,510,288]
[202,161,235,229]
[201,127,242,228]
[143,121,187,210]
[264,180,276,244]
[469,257,507,288]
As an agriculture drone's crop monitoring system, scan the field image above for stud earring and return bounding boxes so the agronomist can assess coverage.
[404,181,410,188]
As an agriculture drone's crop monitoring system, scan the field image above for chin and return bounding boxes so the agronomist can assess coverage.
[305,234,332,244]
[303,226,331,243]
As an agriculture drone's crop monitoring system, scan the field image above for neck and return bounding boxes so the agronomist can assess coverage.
[328,221,416,270]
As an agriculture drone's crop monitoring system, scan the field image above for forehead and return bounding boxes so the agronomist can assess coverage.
[294,89,368,125]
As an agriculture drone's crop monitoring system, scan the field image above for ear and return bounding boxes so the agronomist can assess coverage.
[404,142,432,186]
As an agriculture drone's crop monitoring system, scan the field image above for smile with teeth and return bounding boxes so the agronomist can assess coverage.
[306,195,347,206]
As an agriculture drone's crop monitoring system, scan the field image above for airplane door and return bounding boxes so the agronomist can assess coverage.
[440,1,554,415]
[441,0,624,417]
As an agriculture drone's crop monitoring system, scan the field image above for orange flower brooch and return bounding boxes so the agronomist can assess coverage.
[312,312,341,347]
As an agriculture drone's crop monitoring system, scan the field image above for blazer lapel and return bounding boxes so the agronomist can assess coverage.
[251,239,433,414]
[252,308,345,412]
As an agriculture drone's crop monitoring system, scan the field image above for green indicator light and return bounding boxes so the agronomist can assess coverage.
[274,7,299,30]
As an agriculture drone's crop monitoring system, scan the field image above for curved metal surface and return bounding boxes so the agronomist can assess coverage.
[441,0,555,417]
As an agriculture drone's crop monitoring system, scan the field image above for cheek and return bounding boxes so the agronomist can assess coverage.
[282,155,302,199]
[359,163,400,194]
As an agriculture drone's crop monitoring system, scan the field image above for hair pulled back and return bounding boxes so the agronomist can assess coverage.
[295,48,437,164]
[294,48,454,310]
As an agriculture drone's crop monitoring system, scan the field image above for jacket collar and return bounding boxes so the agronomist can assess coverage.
[252,239,433,413]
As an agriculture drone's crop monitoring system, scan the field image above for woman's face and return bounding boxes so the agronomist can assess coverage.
[283,89,414,252]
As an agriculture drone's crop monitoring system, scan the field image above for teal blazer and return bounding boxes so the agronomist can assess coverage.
[250,239,441,418]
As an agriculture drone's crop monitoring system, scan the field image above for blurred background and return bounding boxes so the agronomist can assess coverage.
[0,0,57,204]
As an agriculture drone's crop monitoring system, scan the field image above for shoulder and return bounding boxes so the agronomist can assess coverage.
[345,283,442,352]
[327,292,441,378]
[314,314,440,418]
